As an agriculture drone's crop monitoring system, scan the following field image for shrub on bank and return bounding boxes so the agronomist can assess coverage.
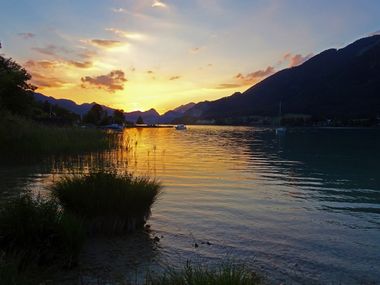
[0,194,85,268]
[52,171,162,234]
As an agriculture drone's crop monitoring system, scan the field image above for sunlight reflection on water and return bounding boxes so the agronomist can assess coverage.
[1,126,380,284]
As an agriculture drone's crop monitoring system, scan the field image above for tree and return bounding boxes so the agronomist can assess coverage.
[136,115,144,124]
[0,55,36,115]
[113,109,125,124]
[83,104,107,125]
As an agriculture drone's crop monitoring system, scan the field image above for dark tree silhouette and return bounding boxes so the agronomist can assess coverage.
[136,115,144,124]
[0,55,36,115]
[83,104,107,125]
[113,109,125,124]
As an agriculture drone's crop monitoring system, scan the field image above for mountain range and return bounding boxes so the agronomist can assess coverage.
[35,35,380,125]
[176,35,380,124]
[33,93,195,124]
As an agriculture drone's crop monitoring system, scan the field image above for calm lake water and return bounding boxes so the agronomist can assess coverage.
[1,126,380,284]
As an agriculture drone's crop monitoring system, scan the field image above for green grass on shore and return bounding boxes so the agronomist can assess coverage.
[0,111,118,156]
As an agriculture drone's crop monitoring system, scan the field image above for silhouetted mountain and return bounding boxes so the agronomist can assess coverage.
[33,93,115,116]
[179,35,380,124]
[124,108,160,124]
[173,102,196,113]
[34,93,188,124]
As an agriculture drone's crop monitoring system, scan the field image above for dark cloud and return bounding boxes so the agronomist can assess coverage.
[283,53,313,67]
[18,32,35,39]
[90,39,123,48]
[169,75,181,80]
[147,70,154,74]
[81,70,127,92]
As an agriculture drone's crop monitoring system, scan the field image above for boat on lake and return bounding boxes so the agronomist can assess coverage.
[175,124,187,130]
[275,101,286,135]
[102,124,124,131]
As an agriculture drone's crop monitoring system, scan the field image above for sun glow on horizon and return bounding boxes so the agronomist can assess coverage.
[1,0,379,112]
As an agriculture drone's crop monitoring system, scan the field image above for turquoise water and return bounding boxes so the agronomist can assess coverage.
[1,126,379,284]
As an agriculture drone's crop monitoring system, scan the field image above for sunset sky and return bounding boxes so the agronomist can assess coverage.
[1,0,379,113]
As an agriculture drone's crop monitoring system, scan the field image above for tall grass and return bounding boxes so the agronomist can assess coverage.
[52,171,162,234]
[0,194,85,268]
[0,111,118,156]
[147,262,263,285]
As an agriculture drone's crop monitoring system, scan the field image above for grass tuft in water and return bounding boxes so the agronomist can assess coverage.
[0,194,85,269]
[52,171,162,234]
[147,262,263,285]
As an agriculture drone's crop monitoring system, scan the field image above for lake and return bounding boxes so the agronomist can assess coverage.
[1,126,380,284]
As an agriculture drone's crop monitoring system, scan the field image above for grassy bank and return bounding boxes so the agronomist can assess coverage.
[0,111,118,156]
[52,172,162,234]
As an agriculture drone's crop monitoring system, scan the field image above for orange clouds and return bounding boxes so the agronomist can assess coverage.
[30,72,66,89]
[283,53,313,67]
[90,39,123,48]
[25,59,92,69]
[81,70,127,92]
[25,60,57,69]
[216,66,275,89]
[235,66,275,82]
[32,45,71,56]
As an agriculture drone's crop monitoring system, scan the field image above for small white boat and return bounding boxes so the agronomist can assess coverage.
[103,124,124,131]
[175,124,187,130]
[275,127,287,135]
[275,101,286,136]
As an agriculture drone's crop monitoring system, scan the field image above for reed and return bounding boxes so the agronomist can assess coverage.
[0,111,117,156]
[0,194,85,269]
[147,262,263,285]
[52,171,162,235]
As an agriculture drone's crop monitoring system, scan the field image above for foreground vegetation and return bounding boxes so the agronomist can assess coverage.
[52,172,162,234]
[0,55,120,157]
[0,171,162,284]
[0,194,85,269]
[0,111,117,156]
[147,263,262,285]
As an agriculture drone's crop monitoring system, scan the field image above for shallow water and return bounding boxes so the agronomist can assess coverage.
[1,126,380,284]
